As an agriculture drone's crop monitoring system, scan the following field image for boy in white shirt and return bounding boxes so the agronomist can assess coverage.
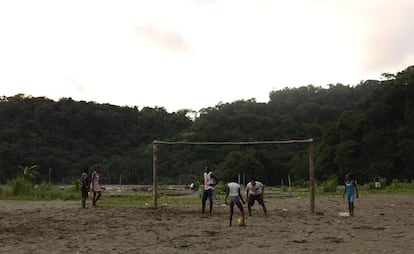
[224,178,246,226]
[246,177,267,216]
[201,164,220,214]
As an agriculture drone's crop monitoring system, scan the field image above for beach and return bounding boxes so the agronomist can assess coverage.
[1,194,413,253]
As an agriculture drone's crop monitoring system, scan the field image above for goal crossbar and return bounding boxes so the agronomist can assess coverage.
[152,139,316,213]
[153,138,313,146]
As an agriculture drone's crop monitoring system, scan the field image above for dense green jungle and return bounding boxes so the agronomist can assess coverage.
[1,66,414,187]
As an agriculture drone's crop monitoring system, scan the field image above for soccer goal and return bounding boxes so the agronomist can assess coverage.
[152,139,316,212]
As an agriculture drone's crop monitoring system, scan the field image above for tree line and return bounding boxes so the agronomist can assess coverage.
[1,66,413,186]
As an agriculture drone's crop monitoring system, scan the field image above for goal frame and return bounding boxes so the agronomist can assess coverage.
[152,138,315,213]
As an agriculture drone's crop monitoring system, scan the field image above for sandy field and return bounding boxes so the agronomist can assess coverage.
[1,194,414,254]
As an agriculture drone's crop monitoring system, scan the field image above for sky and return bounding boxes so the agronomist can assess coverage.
[1,0,414,112]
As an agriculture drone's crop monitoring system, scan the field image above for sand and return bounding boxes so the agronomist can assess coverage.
[1,194,414,254]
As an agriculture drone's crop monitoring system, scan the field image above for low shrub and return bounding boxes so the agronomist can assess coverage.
[9,176,33,196]
[0,185,13,197]
[322,176,338,193]
[33,182,64,200]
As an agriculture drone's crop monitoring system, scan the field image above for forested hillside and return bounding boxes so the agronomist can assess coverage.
[1,66,413,185]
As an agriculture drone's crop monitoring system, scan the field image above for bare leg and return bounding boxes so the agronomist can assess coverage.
[236,202,245,226]
[95,192,101,205]
[248,204,252,216]
[92,192,97,206]
[262,204,268,216]
[229,203,234,226]
[350,202,354,216]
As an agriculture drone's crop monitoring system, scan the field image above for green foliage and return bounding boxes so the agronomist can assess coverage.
[9,176,33,196]
[293,179,309,188]
[1,66,414,185]
[363,179,414,194]
[366,182,375,190]
[322,176,339,193]
[33,182,63,200]
[213,183,227,194]
[18,165,39,182]
[0,185,12,197]
[387,179,414,191]
[70,178,81,192]
[367,178,387,190]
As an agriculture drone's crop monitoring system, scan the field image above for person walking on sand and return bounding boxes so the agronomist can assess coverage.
[246,177,267,216]
[224,178,246,227]
[91,165,102,207]
[202,164,220,214]
[343,173,359,216]
[80,167,90,208]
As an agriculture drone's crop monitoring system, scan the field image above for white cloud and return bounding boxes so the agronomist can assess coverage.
[135,23,191,52]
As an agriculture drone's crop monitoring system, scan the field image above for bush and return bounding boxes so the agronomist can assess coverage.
[0,185,13,197]
[367,178,387,190]
[2,175,81,200]
[380,178,387,188]
[390,179,401,190]
[0,185,11,197]
[388,179,414,191]
[323,176,338,193]
[293,179,309,188]
[68,179,81,192]
[33,182,64,200]
[214,183,227,194]
[9,176,33,196]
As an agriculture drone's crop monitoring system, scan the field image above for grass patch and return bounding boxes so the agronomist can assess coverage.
[1,178,414,205]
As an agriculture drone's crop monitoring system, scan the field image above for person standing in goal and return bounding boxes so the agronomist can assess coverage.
[246,177,267,216]
[224,178,246,226]
[202,164,220,214]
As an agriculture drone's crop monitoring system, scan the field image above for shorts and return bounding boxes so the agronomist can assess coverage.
[230,196,241,205]
[248,194,264,206]
[202,189,213,202]
[81,186,89,198]
[347,194,355,203]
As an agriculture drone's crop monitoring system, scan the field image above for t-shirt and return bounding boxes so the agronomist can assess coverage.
[81,172,89,187]
[246,181,263,195]
[345,181,355,196]
[204,172,214,190]
[227,182,240,197]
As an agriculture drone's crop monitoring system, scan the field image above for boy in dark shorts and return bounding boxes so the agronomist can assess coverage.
[246,177,267,216]
[201,164,220,214]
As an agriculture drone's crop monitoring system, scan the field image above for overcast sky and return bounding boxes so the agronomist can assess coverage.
[1,0,413,112]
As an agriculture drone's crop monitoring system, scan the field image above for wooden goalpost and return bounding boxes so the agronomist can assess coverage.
[152,138,315,213]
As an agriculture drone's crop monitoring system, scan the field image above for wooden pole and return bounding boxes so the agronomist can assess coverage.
[153,141,158,208]
[288,174,292,192]
[309,141,315,213]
